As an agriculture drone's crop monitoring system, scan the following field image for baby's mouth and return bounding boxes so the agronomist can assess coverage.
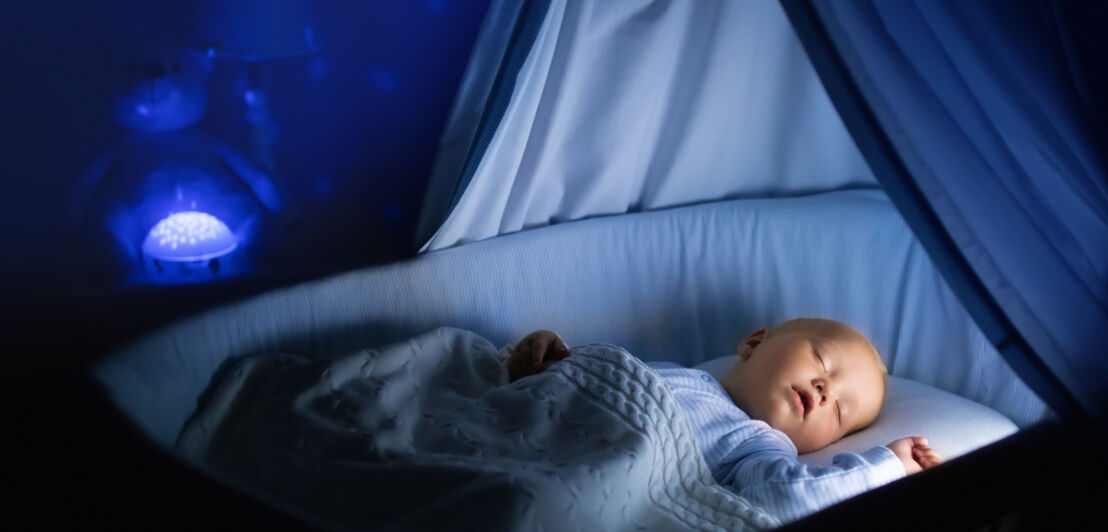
[792,386,814,418]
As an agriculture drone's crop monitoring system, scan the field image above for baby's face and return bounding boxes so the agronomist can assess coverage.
[721,320,885,454]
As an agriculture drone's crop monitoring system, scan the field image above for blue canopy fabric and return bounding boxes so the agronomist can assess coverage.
[419,0,1106,422]
[782,0,1108,423]
[417,0,877,252]
[415,0,551,250]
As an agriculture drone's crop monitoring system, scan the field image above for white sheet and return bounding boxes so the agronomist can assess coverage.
[178,328,780,531]
[424,0,875,251]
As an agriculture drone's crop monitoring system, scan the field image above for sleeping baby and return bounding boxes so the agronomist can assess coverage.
[507,318,943,523]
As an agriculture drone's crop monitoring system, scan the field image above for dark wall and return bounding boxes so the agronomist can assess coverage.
[1,0,490,359]
[3,4,494,522]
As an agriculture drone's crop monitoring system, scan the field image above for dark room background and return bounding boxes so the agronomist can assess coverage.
[2,0,491,362]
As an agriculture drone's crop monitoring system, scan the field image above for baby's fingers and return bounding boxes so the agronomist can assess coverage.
[914,448,944,469]
[530,338,550,370]
[920,457,943,468]
[512,339,543,377]
[550,338,571,360]
[507,347,525,381]
[922,449,943,461]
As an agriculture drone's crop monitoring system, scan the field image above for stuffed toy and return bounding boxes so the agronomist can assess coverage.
[77,46,281,285]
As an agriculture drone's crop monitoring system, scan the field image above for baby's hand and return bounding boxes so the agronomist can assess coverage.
[508,330,571,382]
[912,443,944,469]
[886,436,943,475]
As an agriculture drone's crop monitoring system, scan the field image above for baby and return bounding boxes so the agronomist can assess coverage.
[508,318,943,523]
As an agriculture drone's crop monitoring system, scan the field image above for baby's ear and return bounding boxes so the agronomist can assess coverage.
[737,328,768,360]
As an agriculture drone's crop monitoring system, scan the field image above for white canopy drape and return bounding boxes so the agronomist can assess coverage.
[422,0,875,251]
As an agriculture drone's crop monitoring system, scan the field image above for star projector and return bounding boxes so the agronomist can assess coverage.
[142,211,237,262]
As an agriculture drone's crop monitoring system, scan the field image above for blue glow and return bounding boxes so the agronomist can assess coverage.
[308,56,328,82]
[367,67,398,93]
[304,25,317,48]
[142,211,237,262]
[427,0,447,14]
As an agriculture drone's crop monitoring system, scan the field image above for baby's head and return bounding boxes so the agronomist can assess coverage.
[720,318,887,453]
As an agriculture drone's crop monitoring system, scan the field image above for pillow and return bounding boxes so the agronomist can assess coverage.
[692,356,1018,466]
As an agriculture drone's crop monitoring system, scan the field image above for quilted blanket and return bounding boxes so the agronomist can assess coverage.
[178,327,779,531]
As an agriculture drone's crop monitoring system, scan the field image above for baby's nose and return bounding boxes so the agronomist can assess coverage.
[814,381,832,406]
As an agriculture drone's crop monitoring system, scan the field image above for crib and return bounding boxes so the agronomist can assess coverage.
[86,0,1105,528]
[92,189,1040,529]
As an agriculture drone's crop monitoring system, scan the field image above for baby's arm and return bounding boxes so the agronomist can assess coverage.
[506,330,571,382]
[718,428,906,523]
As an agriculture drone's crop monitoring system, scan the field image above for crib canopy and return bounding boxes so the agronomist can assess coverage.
[415,0,1107,424]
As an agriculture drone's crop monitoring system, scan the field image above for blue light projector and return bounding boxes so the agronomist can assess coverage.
[142,211,238,262]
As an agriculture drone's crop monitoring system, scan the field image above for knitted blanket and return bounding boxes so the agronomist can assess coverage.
[178,327,778,531]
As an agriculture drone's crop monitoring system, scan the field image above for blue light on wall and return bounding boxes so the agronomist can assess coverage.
[55,0,490,292]
[142,211,237,262]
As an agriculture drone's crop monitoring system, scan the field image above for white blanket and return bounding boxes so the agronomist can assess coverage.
[178,327,778,531]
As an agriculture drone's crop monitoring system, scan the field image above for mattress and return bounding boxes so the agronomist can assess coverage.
[93,189,1046,448]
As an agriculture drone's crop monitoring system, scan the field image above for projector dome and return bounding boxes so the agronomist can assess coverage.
[142,211,237,262]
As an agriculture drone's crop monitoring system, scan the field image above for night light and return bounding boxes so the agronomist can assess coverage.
[142,211,237,262]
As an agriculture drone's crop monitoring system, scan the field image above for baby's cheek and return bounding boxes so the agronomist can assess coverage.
[792,431,818,454]
[761,403,790,432]
[768,418,807,450]
[795,424,838,454]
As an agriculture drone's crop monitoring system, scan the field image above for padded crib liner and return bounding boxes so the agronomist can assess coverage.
[93,189,1045,448]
